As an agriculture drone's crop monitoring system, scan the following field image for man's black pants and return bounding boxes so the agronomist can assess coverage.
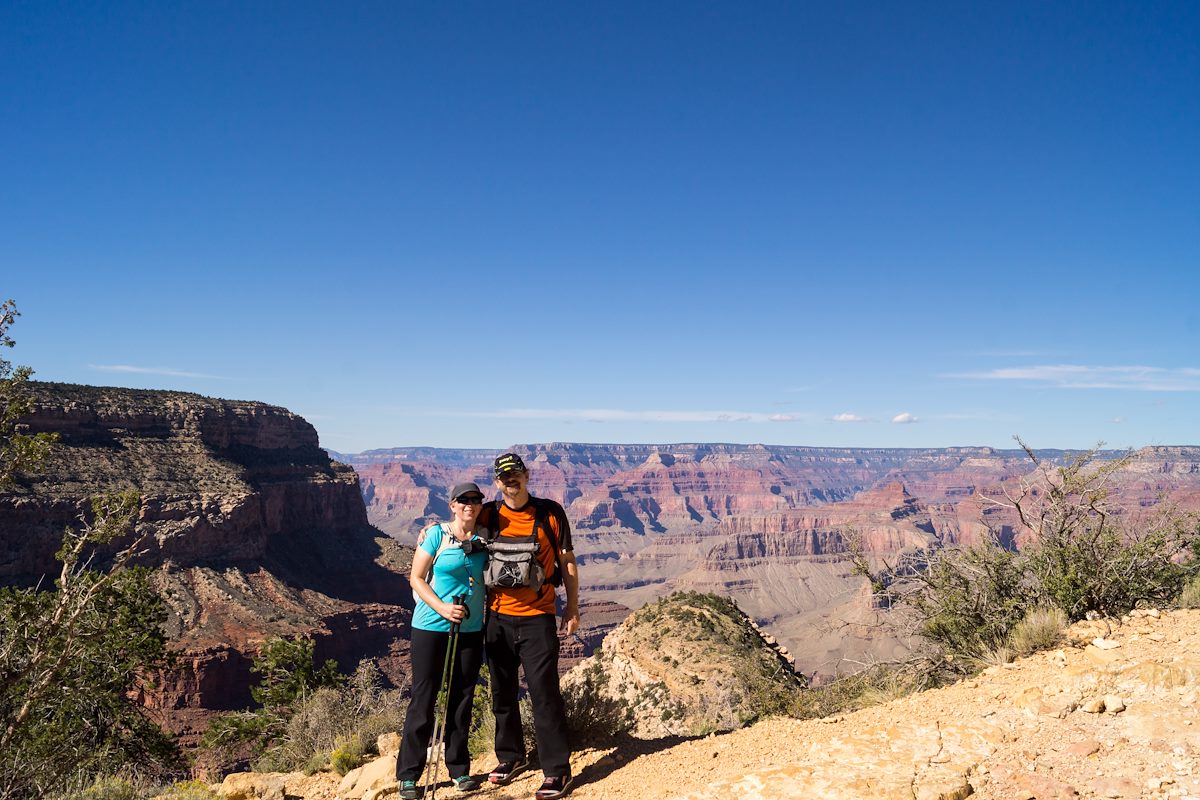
[485,612,571,777]
[396,628,484,782]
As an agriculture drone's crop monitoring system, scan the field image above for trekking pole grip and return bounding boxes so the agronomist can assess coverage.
[450,593,467,633]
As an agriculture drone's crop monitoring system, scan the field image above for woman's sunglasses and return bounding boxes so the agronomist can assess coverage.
[454,495,485,505]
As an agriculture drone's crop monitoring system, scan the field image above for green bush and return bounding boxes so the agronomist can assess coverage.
[239,661,407,776]
[909,538,1031,666]
[878,442,1200,674]
[561,660,633,744]
[466,666,494,758]
[329,739,364,776]
[250,637,343,710]
[0,494,181,799]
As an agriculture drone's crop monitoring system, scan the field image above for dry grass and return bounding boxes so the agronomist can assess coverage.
[1179,575,1200,609]
[1008,606,1068,656]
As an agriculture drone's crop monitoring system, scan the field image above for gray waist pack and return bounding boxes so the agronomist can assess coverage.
[484,535,545,590]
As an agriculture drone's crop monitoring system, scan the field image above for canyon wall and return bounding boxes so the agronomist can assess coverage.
[0,383,414,741]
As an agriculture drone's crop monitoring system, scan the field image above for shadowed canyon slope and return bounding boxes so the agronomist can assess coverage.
[0,383,415,741]
[340,443,1200,680]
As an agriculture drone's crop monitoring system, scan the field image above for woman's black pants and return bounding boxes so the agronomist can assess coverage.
[396,627,484,782]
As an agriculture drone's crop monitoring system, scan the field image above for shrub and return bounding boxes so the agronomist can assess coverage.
[873,441,1200,675]
[77,776,139,800]
[1008,606,1067,656]
[153,781,217,800]
[466,666,494,758]
[329,739,364,776]
[561,660,633,744]
[250,637,343,711]
[791,661,934,720]
[908,537,1031,666]
[241,661,407,775]
[1179,575,1200,609]
[0,494,181,799]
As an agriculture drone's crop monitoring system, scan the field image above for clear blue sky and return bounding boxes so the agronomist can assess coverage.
[3,2,1198,452]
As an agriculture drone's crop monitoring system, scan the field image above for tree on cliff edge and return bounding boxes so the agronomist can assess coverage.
[0,302,179,799]
[0,300,56,485]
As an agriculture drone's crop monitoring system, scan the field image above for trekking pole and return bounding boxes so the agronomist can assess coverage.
[423,594,466,800]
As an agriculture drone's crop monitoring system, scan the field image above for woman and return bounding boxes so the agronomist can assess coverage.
[397,481,489,798]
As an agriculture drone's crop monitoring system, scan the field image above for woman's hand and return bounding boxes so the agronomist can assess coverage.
[437,599,466,623]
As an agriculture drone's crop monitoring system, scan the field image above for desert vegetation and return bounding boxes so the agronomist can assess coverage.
[197,637,407,778]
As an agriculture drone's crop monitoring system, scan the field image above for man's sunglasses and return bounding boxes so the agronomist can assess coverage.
[455,495,484,505]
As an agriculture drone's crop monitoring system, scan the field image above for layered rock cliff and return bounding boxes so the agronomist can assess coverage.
[0,383,413,740]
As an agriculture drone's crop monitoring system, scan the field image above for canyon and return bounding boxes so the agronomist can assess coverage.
[0,383,415,742]
[340,442,1200,681]
[4,383,1198,741]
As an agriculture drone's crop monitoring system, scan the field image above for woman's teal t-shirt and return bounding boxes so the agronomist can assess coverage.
[411,524,487,633]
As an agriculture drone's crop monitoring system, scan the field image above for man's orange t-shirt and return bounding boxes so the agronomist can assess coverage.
[481,498,572,616]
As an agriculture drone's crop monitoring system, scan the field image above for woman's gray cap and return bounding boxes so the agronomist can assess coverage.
[449,481,484,501]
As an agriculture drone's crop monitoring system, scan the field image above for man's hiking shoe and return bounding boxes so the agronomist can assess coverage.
[534,774,574,799]
[488,759,528,785]
[398,780,421,800]
[455,775,482,793]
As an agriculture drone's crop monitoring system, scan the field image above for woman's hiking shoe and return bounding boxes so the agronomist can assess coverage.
[534,774,573,799]
[455,775,482,793]
[398,780,421,799]
[488,759,528,785]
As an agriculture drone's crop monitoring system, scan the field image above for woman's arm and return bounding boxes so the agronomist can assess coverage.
[409,547,466,623]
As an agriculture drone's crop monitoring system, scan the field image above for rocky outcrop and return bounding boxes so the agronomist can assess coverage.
[0,383,414,740]
[561,591,806,739]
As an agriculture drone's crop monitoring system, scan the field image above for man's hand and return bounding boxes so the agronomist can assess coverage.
[559,604,580,635]
[558,550,580,635]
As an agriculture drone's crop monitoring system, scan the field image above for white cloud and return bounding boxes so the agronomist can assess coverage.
[1110,416,1126,424]
[458,408,783,424]
[949,365,1200,391]
[831,413,865,423]
[768,413,798,422]
[88,364,228,379]
[892,412,919,424]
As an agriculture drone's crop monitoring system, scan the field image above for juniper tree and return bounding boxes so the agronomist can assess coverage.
[0,302,178,799]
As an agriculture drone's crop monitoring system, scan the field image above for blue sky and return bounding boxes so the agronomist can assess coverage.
[3,2,1198,453]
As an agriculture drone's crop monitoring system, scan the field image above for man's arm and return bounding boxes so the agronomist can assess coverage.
[558,549,580,635]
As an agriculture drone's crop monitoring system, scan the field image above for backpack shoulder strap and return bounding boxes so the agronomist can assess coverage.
[484,500,504,542]
[530,497,562,584]
[424,523,454,580]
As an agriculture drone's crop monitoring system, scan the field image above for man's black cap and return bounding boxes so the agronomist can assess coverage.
[493,452,527,478]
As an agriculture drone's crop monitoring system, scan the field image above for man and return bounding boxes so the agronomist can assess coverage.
[480,452,580,800]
